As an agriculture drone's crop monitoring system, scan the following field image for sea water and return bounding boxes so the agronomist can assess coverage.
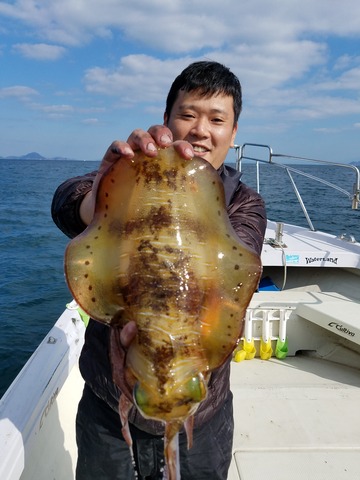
[0,158,359,397]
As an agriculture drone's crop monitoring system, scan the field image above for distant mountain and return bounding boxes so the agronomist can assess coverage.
[0,152,45,160]
[22,152,46,160]
[0,152,76,161]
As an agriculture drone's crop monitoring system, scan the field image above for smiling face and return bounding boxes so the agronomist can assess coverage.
[164,89,238,170]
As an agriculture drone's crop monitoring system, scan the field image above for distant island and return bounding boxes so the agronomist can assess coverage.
[0,152,82,161]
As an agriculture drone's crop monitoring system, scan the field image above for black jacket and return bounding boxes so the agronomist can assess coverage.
[51,163,266,434]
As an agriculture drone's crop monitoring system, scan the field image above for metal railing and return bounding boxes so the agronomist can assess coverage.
[234,143,360,231]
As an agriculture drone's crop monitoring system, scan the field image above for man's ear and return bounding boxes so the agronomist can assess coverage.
[230,123,238,147]
[163,112,168,126]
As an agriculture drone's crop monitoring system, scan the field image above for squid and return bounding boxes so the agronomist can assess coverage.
[65,146,262,479]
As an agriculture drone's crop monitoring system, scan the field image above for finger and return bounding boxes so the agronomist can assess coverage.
[94,141,134,179]
[92,141,135,186]
[103,140,134,164]
[120,321,137,348]
[109,328,134,402]
[127,129,159,157]
[147,125,173,147]
[172,140,194,159]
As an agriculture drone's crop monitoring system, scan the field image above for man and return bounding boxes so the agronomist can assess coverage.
[52,61,266,479]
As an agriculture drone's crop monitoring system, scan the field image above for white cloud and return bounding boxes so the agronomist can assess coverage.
[82,39,328,121]
[212,40,327,95]
[248,83,360,121]
[0,85,39,99]
[333,55,360,71]
[1,0,360,50]
[27,102,75,118]
[40,104,74,113]
[82,118,99,125]
[84,55,192,104]
[314,127,346,134]
[81,37,326,108]
[2,0,360,111]
[1,0,360,147]
[13,43,66,60]
[332,67,360,91]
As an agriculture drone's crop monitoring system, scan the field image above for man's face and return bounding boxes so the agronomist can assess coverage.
[164,89,238,169]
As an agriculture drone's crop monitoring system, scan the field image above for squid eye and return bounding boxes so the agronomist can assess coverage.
[133,382,150,413]
[185,375,207,402]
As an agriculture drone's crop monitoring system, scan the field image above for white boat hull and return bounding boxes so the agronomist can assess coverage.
[0,308,85,480]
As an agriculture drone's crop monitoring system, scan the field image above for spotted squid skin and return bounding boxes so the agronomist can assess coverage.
[64,147,262,476]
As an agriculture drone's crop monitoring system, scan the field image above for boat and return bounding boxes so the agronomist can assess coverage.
[1,143,360,480]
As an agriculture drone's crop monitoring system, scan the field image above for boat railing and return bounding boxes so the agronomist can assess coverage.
[233,143,360,231]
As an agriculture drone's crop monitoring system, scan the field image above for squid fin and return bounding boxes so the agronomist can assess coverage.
[184,415,194,449]
[164,421,182,480]
[119,393,133,447]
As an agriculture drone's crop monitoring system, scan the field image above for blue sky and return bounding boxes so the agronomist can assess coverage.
[1,0,360,163]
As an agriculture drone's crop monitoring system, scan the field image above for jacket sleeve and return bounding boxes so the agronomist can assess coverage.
[227,182,267,256]
[51,171,97,239]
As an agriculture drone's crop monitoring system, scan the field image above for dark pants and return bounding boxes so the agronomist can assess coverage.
[76,385,233,479]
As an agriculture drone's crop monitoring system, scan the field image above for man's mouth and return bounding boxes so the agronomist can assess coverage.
[193,145,209,154]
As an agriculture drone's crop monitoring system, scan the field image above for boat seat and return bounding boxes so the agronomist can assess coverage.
[295,292,360,346]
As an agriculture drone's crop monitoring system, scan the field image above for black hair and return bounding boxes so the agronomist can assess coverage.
[165,61,242,126]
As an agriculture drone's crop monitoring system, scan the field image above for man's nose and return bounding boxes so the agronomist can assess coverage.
[190,118,209,137]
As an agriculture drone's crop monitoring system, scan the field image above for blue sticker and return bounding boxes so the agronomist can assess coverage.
[286,254,300,264]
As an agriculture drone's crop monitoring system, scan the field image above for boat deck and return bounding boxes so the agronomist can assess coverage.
[262,221,360,269]
[16,354,360,480]
[228,355,360,480]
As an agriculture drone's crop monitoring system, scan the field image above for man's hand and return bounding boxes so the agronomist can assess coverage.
[79,125,194,225]
[127,125,194,159]
[110,321,137,402]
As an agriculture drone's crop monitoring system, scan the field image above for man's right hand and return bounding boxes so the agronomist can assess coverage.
[79,125,194,225]
[110,321,137,403]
